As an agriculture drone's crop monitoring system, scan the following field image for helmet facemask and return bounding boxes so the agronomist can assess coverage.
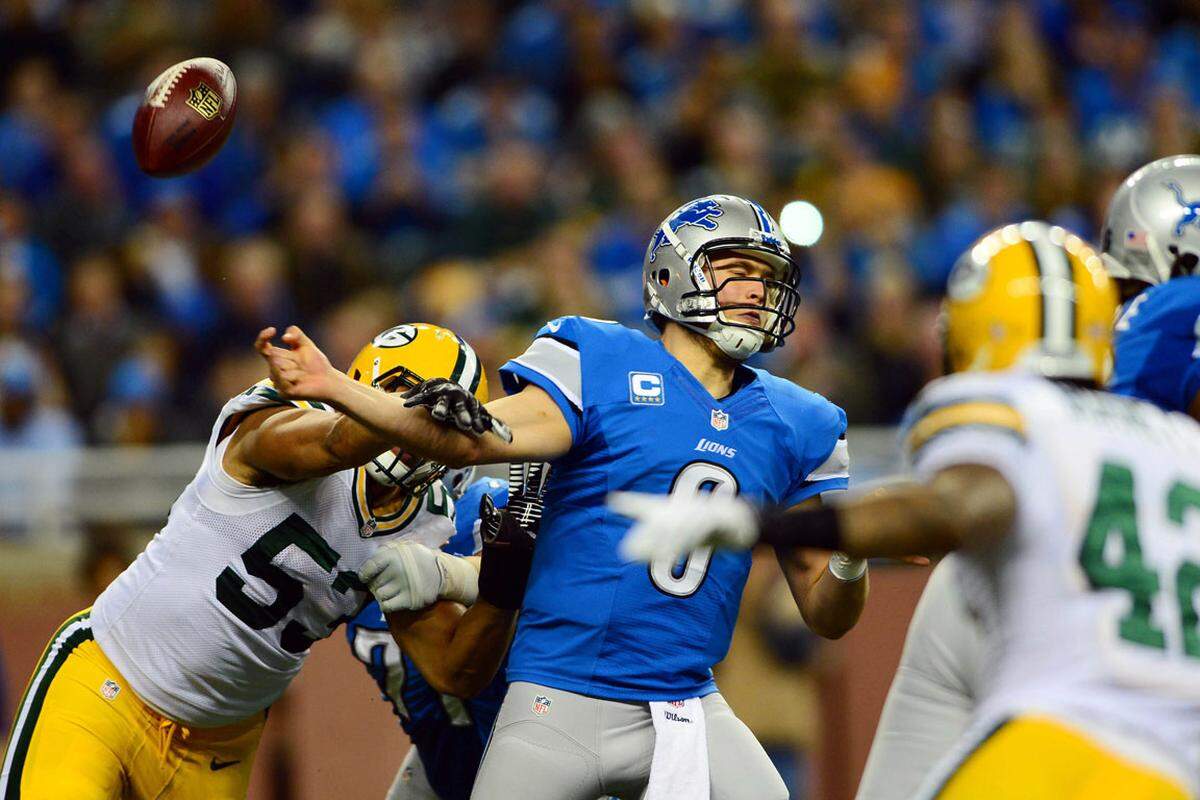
[362,361,448,495]
[675,243,801,359]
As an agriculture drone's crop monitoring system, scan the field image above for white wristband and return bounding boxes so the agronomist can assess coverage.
[828,551,867,582]
[434,551,480,605]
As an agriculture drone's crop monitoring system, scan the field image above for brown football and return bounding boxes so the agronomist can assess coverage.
[133,57,237,177]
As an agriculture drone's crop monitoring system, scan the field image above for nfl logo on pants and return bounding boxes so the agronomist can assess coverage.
[711,409,729,431]
[532,695,552,717]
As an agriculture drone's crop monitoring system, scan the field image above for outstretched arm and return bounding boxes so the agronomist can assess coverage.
[806,464,1016,559]
[255,326,572,466]
[223,404,396,485]
[386,600,517,698]
[614,464,1016,563]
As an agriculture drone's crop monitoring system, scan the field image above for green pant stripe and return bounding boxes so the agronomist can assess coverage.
[1,616,94,799]
[3,610,90,735]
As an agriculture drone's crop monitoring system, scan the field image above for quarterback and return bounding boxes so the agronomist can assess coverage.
[0,324,530,800]
[256,194,860,799]
[618,221,1200,799]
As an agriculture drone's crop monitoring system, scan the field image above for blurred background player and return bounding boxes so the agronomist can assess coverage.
[852,152,1200,800]
[618,221,1200,799]
[1105,155,1200,417]
[255,193,859,800]
[0,323,527,800]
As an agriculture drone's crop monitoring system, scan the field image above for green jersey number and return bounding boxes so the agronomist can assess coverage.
[1078,462,1200,658]
[216,513,365,653]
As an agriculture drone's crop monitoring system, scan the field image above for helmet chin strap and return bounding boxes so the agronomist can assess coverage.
[678,318,764,360]
[705,322,764,360]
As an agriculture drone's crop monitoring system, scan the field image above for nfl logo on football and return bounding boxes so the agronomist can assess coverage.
[532,694,553,717]
[710,409,729,431]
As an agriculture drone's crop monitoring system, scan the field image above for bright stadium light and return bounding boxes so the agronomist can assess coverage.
[779,200,824,247]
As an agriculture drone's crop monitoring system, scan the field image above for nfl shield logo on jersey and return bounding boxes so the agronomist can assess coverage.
[532,694,553,717]
[711,409,729,431]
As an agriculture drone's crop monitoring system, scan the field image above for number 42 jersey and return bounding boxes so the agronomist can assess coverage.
[901,370,1200,795]
[500,317,849,700]
[90,382,454,727]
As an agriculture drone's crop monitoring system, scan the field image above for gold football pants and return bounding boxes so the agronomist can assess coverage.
[937,716,1189,800]
[1,609,265,799]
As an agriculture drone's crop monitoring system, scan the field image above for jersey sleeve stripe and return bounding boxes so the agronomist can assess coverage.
[509,337,582,410]
[906,400,1026,456]
[805,437,850,481]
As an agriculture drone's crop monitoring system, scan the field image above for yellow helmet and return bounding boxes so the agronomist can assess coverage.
[347,323,488,498]
[943,221,1116,384]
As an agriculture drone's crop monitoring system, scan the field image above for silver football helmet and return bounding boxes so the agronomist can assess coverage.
[1101,154,1200,287]
[642,194,801,360]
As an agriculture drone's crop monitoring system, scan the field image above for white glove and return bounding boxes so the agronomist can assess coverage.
[609,491,760,564]
[359,541,479,613]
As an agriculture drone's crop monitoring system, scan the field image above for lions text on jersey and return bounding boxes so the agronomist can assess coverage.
[499,316,849,700]
[901,370,1200,796]
[1111,275,1200,413]
[347,477,509,800]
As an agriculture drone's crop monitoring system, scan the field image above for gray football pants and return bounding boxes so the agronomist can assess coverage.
[470,681,788,800]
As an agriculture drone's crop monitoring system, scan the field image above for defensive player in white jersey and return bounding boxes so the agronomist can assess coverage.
[855,153,1200,800]
[1,323,531,800]
[616,221,1200,799]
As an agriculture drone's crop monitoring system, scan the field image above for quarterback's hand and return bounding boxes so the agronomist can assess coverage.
[254,326,340,402]
[359,540,445,613]
[402,378,513,443]
[610,492,760,563]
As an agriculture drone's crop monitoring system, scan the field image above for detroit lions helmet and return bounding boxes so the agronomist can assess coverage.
[1101,154,1200,288]
[642,194,801,360]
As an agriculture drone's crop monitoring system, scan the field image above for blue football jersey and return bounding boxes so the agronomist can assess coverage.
[345,477,508,800]
[1110,276,1200,413]
[500,316,849,700]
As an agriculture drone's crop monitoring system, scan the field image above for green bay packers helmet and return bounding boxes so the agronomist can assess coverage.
[944,221,1116,384]
[348,323,487,494]
[1101,154,1200,288]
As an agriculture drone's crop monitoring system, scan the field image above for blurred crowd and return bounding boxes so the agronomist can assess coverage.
[3,0,1200,448]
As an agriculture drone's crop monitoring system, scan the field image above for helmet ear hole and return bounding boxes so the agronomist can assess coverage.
[1169,245,1200,278]
[657,269,670,286]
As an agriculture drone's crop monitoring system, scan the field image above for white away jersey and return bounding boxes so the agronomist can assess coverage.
[902,370,1200,795]
[91,381,454,727]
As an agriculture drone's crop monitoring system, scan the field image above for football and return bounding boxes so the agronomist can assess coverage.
[132,57,237,177]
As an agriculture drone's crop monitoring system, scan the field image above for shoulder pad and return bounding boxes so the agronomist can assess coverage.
[902,373,1029,461]
[232,379,333,413]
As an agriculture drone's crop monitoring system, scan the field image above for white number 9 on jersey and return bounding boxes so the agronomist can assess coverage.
[648,461,739,597]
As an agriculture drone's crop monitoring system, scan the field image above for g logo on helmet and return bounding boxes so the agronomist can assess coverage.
[373,325,418,348]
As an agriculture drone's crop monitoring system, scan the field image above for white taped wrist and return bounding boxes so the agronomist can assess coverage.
[434,551,479,605]
[828,551,867,582]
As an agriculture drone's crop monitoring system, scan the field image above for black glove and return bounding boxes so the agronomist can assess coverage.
[402,378,513,442]
[477,462,550,609]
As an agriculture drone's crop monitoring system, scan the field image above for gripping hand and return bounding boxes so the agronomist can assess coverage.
[402,378,513,443]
